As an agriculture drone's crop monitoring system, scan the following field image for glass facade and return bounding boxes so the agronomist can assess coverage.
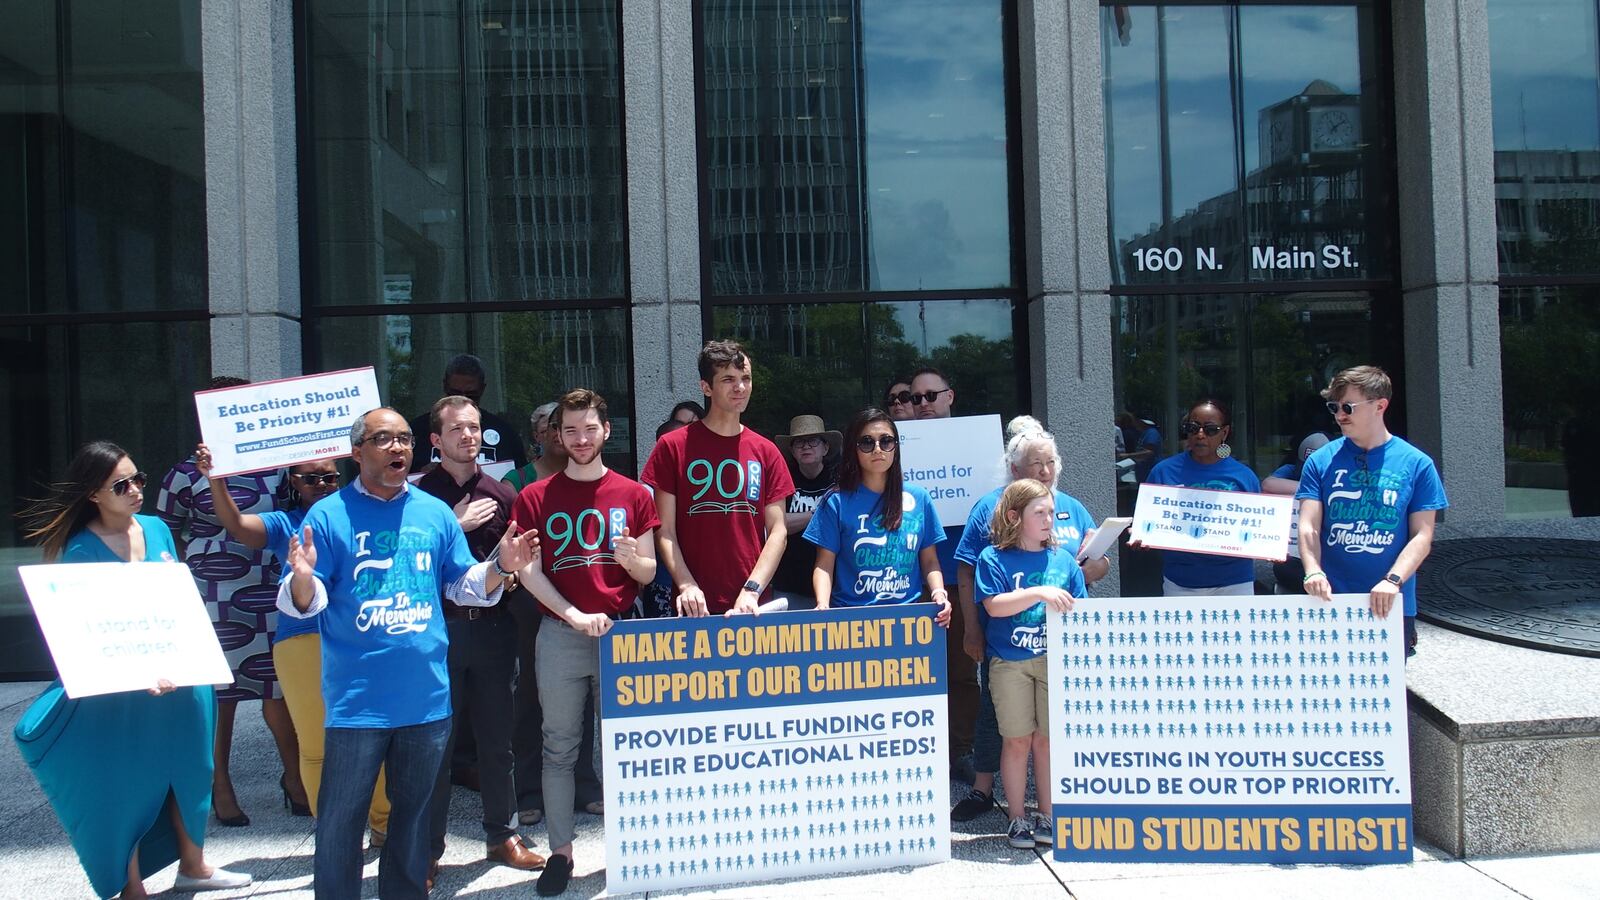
[0,2,210,679]
[1489,0,1600,517]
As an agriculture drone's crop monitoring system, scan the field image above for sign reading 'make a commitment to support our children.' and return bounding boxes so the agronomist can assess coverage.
[599,606,949,894]
[19,562,233,699]
[194,367,382,477]
[1047,594,1412,865]
[897,414,1006,525]
[1132,483,1295,562]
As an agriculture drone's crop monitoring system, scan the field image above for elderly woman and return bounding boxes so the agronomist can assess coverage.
[15,441,250,898]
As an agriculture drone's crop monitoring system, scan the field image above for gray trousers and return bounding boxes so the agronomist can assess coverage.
[536,617,603,850]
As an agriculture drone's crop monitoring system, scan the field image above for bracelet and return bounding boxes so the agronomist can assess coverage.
[1302,571,1326,583]
[493,557,513,578]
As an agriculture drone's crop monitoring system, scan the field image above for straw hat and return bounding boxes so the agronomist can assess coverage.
[775,414,842,461]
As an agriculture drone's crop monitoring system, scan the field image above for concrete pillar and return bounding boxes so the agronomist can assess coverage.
[1018,0,1120,591]
[1391,0,1502,527]
[202,0,302,380]
[623,0,705,463]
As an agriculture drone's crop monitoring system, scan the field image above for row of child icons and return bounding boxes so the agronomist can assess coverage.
[613,766,940,809]
[1060,719,1397,739]
[615,838,942,882]
[1061,627,1394,649]
[614,790,939,832]
[617,813,942,856]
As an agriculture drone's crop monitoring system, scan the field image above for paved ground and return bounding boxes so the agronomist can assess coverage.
[1,681,1593,899]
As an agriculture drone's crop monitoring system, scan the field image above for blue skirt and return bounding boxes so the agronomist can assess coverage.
[13,682,216,898]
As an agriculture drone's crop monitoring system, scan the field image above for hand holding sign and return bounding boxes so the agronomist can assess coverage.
[676,584,709,618]
[1037,585,1076,613]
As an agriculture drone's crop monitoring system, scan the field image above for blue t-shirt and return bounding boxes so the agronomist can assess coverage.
[803,484,945,606]
[1147,453,1263,589]
[954,486,1097,568]
[1134,426,1164,481]
[1296,436,1449,616]
[974,545,1086,661]
[261,508,315,642]
[292,486,479,728]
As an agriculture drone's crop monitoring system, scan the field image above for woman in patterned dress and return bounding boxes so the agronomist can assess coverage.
[157,377,307,824]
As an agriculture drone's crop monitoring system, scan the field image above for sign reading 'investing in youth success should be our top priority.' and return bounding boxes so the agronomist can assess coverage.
[194,367,382,477]
[599,606,950,893]
[1047,594,1412,865]
[897,414,1006,525]
[1132,483,1295,561]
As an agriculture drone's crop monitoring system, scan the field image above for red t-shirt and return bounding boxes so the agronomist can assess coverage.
[510,470,661,619]
[640,421,794,612]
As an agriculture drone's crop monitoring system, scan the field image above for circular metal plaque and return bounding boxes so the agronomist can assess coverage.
[1417,539,1600,657]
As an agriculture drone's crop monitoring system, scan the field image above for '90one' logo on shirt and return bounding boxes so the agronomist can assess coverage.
[685,458,762,516]
[544,508,623,571]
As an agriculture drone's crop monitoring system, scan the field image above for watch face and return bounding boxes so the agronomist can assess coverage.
[1311,108,1358,150]
[1269,112,1293,161]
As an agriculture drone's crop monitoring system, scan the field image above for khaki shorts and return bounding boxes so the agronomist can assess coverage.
[990,654,1050,738]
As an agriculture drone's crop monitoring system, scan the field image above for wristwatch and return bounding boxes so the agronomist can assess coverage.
[742,579,762,594]
[1383,572,1402,586]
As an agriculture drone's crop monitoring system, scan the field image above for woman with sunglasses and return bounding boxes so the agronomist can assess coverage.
[15,441,251,898]
[802,409,952,624]
[192,446,393,846]
[1141,398,1262,596]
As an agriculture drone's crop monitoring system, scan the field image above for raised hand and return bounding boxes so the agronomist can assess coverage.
[287,524,318,579]
[498,522,539,573]
[194,443,215,479]
[613,527,638,568]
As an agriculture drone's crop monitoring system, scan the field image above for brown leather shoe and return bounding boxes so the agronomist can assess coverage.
[486,835,547,870]
[426,859,439,892]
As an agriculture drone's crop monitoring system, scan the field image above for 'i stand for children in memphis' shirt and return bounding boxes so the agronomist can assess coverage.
[802,484,945,606]
[510,470,660,619]
[1146,453,1262,588]
[973,545,1086,660]
[954,487,1096,569]
[1296,435,1448,615]
[640,420,794,611]
[275,479,501,728]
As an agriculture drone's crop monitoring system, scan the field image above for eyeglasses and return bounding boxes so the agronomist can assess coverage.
[356,431,414,449]
[108,471,148,496]
[791,437,825,450]
[855,435,899,453]
[885,389,949,407]
[1178,421,1224,438]
[1325,398,1381,416]
[884,391,913,406]
[293,473,340,487]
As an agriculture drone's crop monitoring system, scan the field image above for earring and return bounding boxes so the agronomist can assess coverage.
[1217,442,1232,459]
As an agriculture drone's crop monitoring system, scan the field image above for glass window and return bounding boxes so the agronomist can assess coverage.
[1103,4,1391,286]
[310,308,636,473]
[700,0,1014,295]
[712,298,1018,436]
[302,0,626,306]
[1500,286,1600,518]
[0,0,208,315]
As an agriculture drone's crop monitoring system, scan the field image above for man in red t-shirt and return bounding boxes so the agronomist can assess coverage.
[641,340,794,616]
[510,388,658,895]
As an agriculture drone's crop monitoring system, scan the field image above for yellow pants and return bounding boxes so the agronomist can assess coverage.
[274,632,390,833]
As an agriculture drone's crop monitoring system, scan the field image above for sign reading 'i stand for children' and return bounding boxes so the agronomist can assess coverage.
[599,606,950,893]
[1046,594,1413,864]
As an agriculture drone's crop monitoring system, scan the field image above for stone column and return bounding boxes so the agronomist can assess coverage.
[1391,0,1503,527]
[623,0,705,463]
[1018,0,1120,591]
[202,0,302,380]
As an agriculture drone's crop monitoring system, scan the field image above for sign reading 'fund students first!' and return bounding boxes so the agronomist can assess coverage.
[599,606,950,893]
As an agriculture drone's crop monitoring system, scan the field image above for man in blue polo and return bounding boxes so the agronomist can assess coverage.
[1297,366,1448,657]
[278,407,538,899]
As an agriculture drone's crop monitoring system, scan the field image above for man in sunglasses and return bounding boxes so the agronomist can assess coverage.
[408,354,528,473]
[1296,366,1448,658]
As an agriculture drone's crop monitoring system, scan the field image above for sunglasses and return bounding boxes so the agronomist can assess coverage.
[1326,398,1381,416]
[108,471,148,496]
[293,472,341,487]
[1178,421,1224,438]
[884,389,949,407]
[356,431,415,449]
[856,435,899,453]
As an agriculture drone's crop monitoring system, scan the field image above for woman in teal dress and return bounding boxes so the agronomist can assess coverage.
[14,441,250,899]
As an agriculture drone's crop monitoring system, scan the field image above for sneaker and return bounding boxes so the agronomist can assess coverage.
[1032,811,1055,846]
[173,867,253,891]
[950,788,994,822]
[1006,817,1036,849]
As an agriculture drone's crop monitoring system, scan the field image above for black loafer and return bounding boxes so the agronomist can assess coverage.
[536,853,574,896]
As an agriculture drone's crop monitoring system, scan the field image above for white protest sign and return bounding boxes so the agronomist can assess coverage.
[1132,484,1294,562]
[19,562,233,698]
[897,414,1006,525]
[196,367,381,477]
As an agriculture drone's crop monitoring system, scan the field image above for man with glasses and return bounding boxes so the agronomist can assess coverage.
[1297,366,1448,658]
[416,397,546,876]
[909,366,957,420]
[409,354,528,472]
[277,407,538,899]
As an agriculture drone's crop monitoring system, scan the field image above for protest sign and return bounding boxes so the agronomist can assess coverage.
[1046,594,1412,864]
[1132,483,1295,562]
[898,414,1006,525]
[195,367,381,477]
[19,562,233,699]
[600,606,949,893]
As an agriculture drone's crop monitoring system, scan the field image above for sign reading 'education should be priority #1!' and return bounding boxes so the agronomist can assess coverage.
[599,606,950,893]
[1046,594,1413,864]
[1132,483,1295,561]
[194,367,382,477]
